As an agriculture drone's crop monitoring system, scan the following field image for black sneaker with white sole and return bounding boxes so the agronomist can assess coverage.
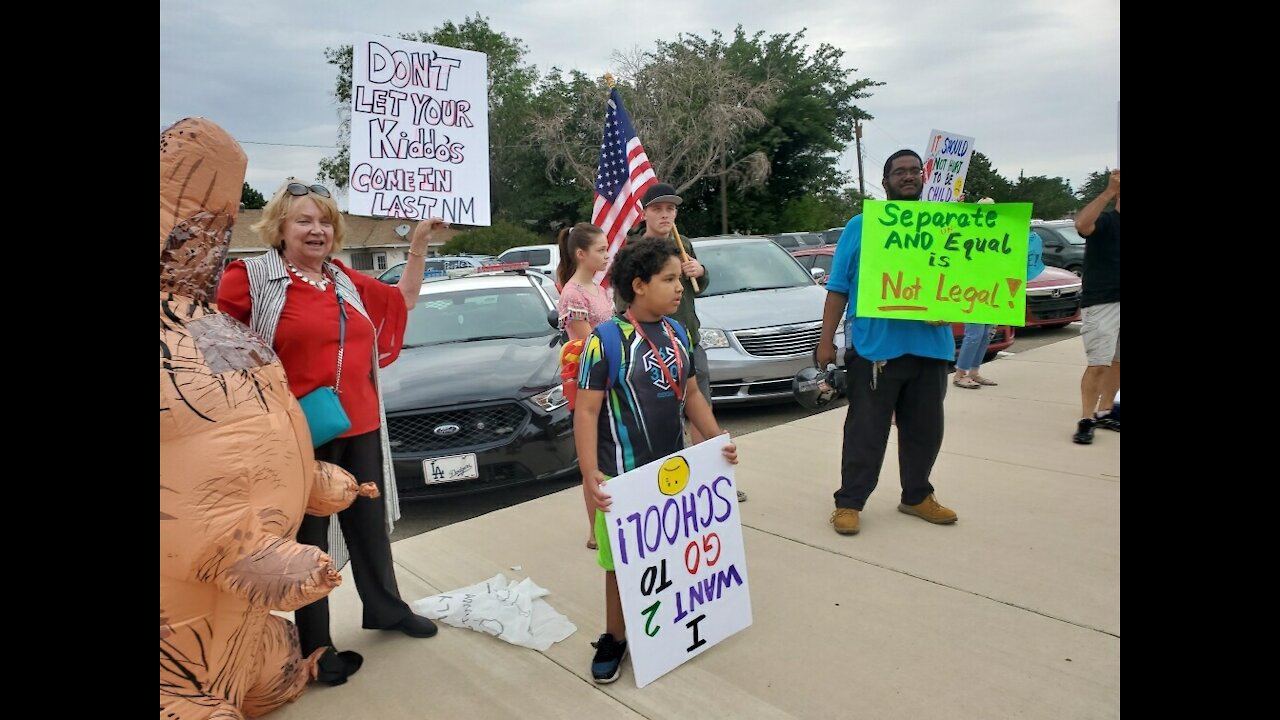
[1094,413,1120,432]
[590,633,627,684]
[1073,418,1096,444]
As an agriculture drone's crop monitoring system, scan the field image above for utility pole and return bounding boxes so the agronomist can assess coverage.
[720,155,729,235]
[854,119,866,197]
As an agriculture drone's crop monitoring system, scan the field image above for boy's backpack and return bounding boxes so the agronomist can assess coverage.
[594,316,690,391]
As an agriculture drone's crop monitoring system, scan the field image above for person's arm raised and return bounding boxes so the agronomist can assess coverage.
[1075,169,1119,238]
[398,218,448,309]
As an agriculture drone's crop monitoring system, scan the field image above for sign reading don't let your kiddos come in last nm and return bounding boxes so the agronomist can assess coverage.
[856,200,1034,326]
[606,435,751,688]
[349,35,491,225]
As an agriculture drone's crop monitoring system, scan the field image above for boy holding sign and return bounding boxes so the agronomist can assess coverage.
[574,238,738,683]
[817,150,959,536]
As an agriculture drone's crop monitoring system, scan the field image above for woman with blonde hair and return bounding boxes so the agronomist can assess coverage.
[217,180,447,685]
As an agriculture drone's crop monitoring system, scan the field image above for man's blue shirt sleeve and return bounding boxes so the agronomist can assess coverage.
[825,215,862,297]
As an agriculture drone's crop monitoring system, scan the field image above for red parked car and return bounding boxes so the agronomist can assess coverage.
[1023,265,1083,328]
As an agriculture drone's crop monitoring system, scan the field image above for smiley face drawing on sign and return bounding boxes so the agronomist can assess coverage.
[658,456,691,496]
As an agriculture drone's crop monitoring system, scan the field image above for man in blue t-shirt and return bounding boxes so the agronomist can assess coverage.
[817,149,959,536]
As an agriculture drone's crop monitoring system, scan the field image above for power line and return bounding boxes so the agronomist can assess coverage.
[866,118,910,150]
[241,140,338,149]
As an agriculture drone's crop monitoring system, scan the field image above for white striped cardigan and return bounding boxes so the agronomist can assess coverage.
[241,251,402,570]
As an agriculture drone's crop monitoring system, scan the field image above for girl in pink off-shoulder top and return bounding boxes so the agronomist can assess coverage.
[555,222,614,549]
[556,223,615,339]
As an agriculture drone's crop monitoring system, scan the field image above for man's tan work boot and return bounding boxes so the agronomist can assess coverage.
[898,494,958,524]
[830,508,860,535]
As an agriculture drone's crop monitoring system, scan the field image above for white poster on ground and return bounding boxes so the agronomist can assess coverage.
[606,434,751,688]
[922,129,975,202]
[349,34,491,225]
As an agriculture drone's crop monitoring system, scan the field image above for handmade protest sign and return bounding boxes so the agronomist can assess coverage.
[922,129,975,203]
[855,200,1034,325]
[606,434,751,688]
[349,35,490,224]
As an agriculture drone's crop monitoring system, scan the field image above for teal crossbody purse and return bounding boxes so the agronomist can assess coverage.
[298,292,351,447]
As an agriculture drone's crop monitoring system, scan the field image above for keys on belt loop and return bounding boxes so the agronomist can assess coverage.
[871,360,887,390]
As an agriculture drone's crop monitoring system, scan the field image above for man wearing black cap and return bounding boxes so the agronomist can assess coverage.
[631,183,745,502]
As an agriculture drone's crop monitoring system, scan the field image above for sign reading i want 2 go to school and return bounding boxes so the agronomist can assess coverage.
[855,200,1034,325]
[605,434,751,688]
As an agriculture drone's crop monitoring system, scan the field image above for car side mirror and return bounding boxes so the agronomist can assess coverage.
[547,309,560,329]
[811,267,827,281]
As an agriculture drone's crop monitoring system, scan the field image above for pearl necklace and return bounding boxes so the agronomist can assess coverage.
[286,259,331,291]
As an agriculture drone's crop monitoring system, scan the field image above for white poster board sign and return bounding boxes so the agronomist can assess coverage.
[606,434,751,688]
[349,35,490,224]
[922,129,975,202]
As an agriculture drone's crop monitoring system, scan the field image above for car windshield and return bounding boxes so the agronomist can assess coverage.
[404,287,554,347]
[698,242,815,296]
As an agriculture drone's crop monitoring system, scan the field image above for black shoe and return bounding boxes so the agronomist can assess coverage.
[1094,413,1120,432]
[590,633,628,684]
[315,647,364,686]
[384,614,438,638]
[1073,418,1095,444]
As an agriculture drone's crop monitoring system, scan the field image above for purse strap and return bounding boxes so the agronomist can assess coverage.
[334,292,346,394]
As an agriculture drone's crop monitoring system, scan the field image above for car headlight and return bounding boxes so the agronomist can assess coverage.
[528,385,568,412]
[700,328,731,349]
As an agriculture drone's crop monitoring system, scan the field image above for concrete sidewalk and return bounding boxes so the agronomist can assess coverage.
[274,336,1120,719]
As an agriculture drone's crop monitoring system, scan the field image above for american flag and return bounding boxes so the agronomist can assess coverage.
[592,88,657,284]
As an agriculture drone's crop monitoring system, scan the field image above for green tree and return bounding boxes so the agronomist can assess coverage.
[1010,173,1077,220]
[961,152,1012,201]
[534,35,778,236]
[687,28,883,236]
[777,187,866,231]
[1076,169,1116,211]
[440,220,545,256]
[240,182,266,209]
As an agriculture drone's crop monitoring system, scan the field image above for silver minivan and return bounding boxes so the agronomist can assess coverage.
[691,236,844,405]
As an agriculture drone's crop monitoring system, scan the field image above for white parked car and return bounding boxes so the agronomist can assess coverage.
[497,244,560,278]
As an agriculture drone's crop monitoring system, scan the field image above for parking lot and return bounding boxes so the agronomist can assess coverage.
[388,323,1080,541]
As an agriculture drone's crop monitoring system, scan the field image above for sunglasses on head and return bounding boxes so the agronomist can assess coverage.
[284,182,331,199]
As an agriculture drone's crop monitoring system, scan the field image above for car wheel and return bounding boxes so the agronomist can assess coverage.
[1066,265,1083,277]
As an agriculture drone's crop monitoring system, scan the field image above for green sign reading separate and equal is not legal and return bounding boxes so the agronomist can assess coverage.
[855,200,1034,326]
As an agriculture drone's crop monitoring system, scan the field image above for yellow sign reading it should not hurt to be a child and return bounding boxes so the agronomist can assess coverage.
[855,200,1033,325]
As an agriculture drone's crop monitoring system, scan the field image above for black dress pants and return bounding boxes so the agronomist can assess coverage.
[834,350,947,510]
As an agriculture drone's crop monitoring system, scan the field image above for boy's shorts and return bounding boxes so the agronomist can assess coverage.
[593,474,616,571]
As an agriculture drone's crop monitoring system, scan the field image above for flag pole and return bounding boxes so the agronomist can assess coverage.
[602,73,699,292]
[672,224,700,292]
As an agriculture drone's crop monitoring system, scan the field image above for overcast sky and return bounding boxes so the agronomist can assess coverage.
[160,0,1119,205]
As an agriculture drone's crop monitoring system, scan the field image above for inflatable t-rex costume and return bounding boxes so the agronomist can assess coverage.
[160,117,377,719]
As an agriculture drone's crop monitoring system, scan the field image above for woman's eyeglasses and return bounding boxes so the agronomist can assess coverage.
[285,182,331,199]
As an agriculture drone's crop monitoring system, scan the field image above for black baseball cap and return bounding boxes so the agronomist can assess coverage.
[641,183,682,208]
